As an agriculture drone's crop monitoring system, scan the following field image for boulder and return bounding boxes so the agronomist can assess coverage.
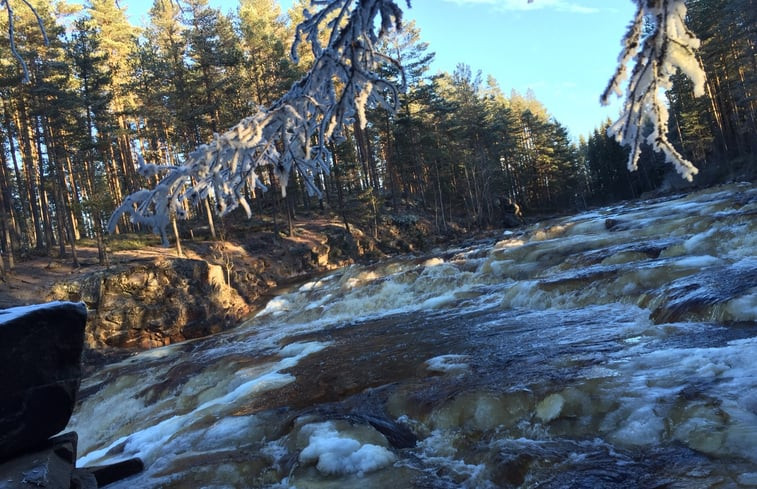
[50,258,251,349]
[0,432,93,489]
[0,301,87,461]
[0,431,143,488]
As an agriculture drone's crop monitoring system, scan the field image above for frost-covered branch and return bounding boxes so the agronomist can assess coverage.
[2,0,50,83]
[109,0,408,244]
[111,0,707,243]
[601,0,706,181]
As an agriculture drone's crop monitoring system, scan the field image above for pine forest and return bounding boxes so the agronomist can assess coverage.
[0,0,754,271]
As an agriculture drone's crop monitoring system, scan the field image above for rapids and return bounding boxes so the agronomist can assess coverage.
[68,183,757,488]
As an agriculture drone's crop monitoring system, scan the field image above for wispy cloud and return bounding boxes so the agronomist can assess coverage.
[442,0,599,14]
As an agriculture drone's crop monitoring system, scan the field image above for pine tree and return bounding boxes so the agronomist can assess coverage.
[68,17,114,264]
[238,0,298,107]
[86,0,139,201]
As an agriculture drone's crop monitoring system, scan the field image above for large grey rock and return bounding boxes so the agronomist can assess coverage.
[0,301,87,461]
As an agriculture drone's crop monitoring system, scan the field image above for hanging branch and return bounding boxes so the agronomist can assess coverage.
[1,0,50,83]
[110,0,707,243]
[109,0,409,245]
[601,0,706,182]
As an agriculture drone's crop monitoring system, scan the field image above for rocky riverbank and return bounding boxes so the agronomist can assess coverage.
[0,215,475,353]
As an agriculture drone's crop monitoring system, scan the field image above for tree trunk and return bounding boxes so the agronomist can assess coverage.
[330,145,351,234]
[204,198,217,239]
[33,117,54,254]
[12,101,44,249]
[172,215,183,257]
[0,146,17,270]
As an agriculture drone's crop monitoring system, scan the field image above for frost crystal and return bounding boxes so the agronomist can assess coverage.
[601,0,706,182]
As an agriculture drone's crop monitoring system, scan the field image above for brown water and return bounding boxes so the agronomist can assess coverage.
[69,183,757,488]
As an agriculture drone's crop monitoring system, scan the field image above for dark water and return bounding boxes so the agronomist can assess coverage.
[69,183,757,488]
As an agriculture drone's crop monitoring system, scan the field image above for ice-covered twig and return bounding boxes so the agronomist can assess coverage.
[109,0,409,242]
[601,0,706,181]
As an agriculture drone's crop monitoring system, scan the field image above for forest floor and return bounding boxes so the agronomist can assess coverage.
[0,212,495,311]
[0,245,202,309]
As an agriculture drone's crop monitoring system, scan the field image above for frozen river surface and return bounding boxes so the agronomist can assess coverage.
[69,183,757,488]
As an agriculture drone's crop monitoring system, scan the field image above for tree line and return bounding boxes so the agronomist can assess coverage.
[0,0,753,272]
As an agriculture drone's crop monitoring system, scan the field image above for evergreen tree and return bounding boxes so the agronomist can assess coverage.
[86,0,139,200]
[238,0,298,107]
[184,0,242,138]
[68,17,114,264]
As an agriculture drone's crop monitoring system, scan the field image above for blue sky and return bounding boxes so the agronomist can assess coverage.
[124,0,637,140]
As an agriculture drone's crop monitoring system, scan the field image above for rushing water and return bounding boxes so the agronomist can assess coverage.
[68,183,757,488]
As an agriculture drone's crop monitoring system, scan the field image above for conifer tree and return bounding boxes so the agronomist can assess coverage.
[68,17,113,264]
[0,0,718,242]
[86,0,139,199]
[238,0,298,107]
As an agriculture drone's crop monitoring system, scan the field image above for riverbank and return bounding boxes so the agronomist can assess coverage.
[0,213,497,353]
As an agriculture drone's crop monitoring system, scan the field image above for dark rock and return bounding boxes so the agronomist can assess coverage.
[85,458,144,487]
[72,468,99,489]
[0,433,79,488]
[354,413,417,449]
[499,197,525,228]
[491,453,534,486]
[605,218,621,230]
[0,302,87,461]
[0,431,140,488]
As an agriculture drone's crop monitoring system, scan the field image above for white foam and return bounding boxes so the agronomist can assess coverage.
[610,405,665,446]
[414,430,492,487]
[423,257,445,267]
[258,297,292,317]
[298,422,395,476]
[203,416,252,444]
[76,341,329,467]
[671,255,722,268]
[725,290,757,321]
[683,228,718,254]
[535,393,564,423]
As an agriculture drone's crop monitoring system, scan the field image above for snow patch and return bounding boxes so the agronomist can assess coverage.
[0,301,86,325]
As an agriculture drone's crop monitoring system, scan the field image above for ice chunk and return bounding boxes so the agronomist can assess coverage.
[298,422,395,476]
[536,393,564,423]
[425,355,470,374]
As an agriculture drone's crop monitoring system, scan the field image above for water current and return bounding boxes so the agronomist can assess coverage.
[68,183,757,488]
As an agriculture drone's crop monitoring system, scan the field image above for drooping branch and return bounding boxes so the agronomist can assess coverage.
[110,0,707,243]
[1,0,49,83]
[109,0,409,244]
[601,0,706,181]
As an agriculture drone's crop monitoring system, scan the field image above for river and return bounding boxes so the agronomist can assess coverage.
[68,183,757,488]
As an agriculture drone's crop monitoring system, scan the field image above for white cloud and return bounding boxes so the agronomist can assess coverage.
[442,0,599,14]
